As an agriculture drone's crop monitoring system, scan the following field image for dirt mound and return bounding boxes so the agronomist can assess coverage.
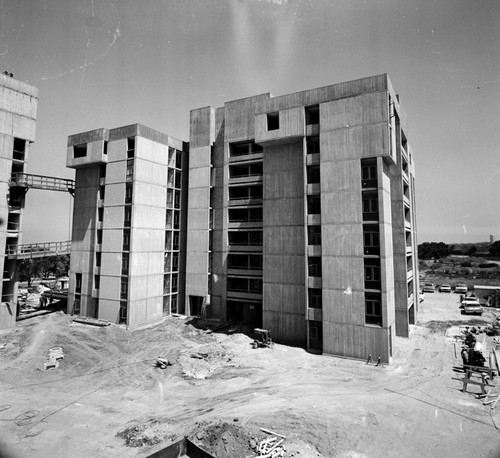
[116,416,176,447]
[189,420,259,457]
[179,343,233,379]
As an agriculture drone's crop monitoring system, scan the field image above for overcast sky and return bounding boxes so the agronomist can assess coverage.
[1,0,499,244]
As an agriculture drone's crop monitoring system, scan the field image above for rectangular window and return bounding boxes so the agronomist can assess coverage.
[127,137,135,158]
[305,105,319,125]
[363,224,380,255]
[119,301,127,324]
[361,158,377,188]
[94,275,100,290]
[228,231,263,246]
[308,226,321,246]
[13,138,26,161]
[122,254,129,275]
[171,296,177,314]
[364,258,381,290]
[308,257,322,277]
[172,274,178,292]
[123,230,130,251]
[75,273,82,293]
[98,207,104,222]
[73,144,87,159]
[365,292,382,326]
[306,137,319,155]
[120,279,128,299]
[96,230,102,245]
[362,193,378,221]
[124,206,132,227]
[230,141,263,157]
[125,183,133,204]
[95,252,102,267]
[173,233,180,250]
[126,159,134,181]
[172,253,179,270]
[307,195,321,215]
[73,297,81,315]
[307,166,320,184]
[267,112,279,131]
[308,288,322,309]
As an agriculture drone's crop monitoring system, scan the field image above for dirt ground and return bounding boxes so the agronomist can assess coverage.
[1,293,500,458]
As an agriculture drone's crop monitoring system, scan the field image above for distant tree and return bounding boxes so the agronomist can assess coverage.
[467,244,477,256]
[489,241,500,257]
[17,259,40,287]
[418,242,449,260]
[51,255,70,278]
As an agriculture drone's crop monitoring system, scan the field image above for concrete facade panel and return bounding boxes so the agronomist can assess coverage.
[255,107,305,145]
[190,107,215,148]
[321,256,364,291]
[105,160,127,185]
[189,146,212,168]
[320,160,360,192]
[320,92,387,132]
[97,299,120,323]
[263,255,305,284]
[101,229,123,252]
[134,137,169,164]
[134,159,168,186]
[321,224,364,257]
[103,206,124,229]
[103,183,126,206]
[263,226,305,256]
[132,206,166,230]
[320,191,362,224]
[100,252,121,276]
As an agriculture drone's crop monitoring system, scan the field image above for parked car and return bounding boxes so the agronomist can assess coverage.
[459,297,480,309]
[439,284,452,293]
[422,282,435,293]
[455,283,468,294]
[462,300,483,316]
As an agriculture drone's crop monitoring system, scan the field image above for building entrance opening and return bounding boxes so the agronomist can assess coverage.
[189,295,204,316]
[227,300,262,327]
[408,304,415,325]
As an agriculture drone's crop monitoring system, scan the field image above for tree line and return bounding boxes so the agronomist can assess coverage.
[16,255,70,287]
[418,241,500,260]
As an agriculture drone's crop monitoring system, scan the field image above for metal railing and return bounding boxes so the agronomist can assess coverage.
[10,173,75,194]
[6,241,71,259]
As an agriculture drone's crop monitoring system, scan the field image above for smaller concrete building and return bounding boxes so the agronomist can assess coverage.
[0,73,38,329]
[66,124,188,328]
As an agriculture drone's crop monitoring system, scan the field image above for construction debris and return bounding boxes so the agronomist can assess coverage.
[72,316,111,327]
[253,428,287,457]
[44,346,64,370]
[156,357,170,369]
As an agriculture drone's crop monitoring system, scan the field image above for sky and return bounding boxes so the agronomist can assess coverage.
[0,0,499,244]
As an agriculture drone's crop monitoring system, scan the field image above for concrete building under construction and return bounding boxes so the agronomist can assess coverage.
[66,125,188,329]
[67,74,418,362]
[0,74,38,329]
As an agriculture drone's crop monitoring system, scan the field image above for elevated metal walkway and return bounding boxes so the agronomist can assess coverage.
[9,173,75,195]
[6,241,71,259]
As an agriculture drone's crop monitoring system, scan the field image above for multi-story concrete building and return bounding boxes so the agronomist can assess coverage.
[66,124,188,329]
[185,74,418,362]
[0,73,38,329]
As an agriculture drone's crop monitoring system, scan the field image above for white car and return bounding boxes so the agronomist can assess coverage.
[455,284,468,294]
[462,300,483,316]
[459,297,480,309]
[439,284,451,293]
